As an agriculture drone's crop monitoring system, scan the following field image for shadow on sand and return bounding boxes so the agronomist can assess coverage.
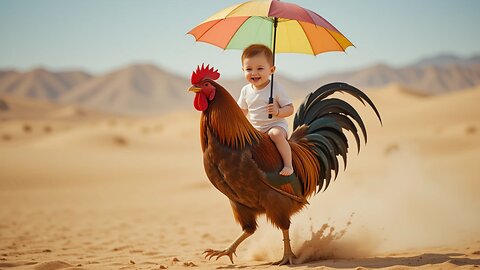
[302,253,480,268]
[217,252,480,269]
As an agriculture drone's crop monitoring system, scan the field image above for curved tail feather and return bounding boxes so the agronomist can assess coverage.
[289,82,382,197]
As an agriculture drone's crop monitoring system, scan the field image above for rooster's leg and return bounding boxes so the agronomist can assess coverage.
[203,231,252,264]
[272,229,297,265]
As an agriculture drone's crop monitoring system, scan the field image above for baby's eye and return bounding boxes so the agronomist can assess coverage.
[258,67,264,70]
[245,68,252,71]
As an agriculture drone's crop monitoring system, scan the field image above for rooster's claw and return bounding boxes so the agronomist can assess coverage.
[203,248,236,264]
[271,252,297,266]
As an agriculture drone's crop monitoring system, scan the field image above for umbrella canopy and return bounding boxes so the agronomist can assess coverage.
[187,0,354,118]
[187,0,353,55]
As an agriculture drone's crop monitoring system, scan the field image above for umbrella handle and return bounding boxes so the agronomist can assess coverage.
[268,17,278,120]
[268,97,274,119]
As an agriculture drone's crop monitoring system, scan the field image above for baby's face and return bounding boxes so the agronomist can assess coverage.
[242,54,275,90]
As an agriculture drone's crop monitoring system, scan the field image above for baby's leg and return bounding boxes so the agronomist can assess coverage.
[268,127,294,176]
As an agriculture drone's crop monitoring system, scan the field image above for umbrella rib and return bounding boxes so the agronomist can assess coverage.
[323,26,348,52]
[194,0,254,45]
[224,17,254,49]
[224,1,254,19]
[296,21,315,55]
[301,7,352,52]
[217,0,262,49]
[304,8,317,28]
[194,19,223,42]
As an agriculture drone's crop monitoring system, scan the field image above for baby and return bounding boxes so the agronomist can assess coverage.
[237,44,294,176]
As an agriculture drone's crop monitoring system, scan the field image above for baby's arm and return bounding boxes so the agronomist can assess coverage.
[267,103,294,118]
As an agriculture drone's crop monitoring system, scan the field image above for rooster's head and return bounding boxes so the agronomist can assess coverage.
[189,64,220,111]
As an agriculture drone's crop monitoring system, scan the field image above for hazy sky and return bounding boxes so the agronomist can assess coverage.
[1,0,479,79]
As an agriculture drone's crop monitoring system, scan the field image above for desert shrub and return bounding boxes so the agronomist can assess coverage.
[23,124,32,133]
[384,143,399,156]
[113,135,128,146]
[0,99,9,111]
[2,133,11,141]
[466,125,477,135]
[75,108,86,117]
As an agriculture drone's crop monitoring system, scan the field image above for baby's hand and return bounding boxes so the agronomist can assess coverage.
[267,103,279,116]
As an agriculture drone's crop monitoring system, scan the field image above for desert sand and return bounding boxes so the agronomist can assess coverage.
[1,85,479,269]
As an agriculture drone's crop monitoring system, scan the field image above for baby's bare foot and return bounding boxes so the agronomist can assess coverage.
[279,166,294,176]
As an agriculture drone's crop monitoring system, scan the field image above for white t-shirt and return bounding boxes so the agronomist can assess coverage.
[237,81,293,134]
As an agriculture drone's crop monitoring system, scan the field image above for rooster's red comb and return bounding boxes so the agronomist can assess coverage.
[191,64,220,85]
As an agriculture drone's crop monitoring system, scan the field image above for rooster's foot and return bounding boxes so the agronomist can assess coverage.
[272,251,297,265]
[203,248,236,264]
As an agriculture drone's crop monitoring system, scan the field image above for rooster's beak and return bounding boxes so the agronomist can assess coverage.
[189,86,202,93]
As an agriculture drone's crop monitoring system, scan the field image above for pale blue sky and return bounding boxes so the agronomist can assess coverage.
[0,0,479,79]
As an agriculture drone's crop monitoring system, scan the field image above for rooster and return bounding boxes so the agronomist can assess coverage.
[188,64,381,265]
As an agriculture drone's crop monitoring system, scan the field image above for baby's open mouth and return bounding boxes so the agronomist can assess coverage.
[251,77,261,82]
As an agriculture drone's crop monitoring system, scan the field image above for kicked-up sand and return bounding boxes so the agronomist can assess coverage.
[0,85,479,269]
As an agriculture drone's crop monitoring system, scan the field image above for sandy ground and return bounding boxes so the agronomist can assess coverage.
[1,85,480,269]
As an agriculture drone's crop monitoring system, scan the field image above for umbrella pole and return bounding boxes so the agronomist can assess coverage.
[268,17,278,119]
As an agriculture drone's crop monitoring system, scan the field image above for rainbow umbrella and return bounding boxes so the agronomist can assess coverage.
[187,0,353,117]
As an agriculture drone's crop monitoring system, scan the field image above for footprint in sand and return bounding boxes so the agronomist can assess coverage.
[112,245,131,252]
[143,251,159,256]
[201,233,215,241]
[32,260,73,270]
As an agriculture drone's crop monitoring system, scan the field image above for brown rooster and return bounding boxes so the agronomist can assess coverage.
[188,64,381,265]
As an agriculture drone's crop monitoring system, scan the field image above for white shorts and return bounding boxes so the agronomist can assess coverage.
[256,121,289,136]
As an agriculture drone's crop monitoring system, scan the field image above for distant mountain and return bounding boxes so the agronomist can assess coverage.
[413,54,480,67]
[414,54,465,67]
[307,54,480,95]
[60,64,189,115]
[307,63,399,89]
[56,70,92,89]
[1,54,479,115]
[0,68,91,100]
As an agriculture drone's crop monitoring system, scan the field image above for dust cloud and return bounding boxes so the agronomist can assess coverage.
[245,144,480,262]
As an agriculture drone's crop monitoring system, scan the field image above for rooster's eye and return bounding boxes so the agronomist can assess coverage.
[204,83,209,87]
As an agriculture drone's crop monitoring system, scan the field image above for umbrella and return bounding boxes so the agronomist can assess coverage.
[187,0,353,118]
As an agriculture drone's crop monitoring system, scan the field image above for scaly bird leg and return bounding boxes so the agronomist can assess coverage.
[272,229,297,265]
[203,231,252,264]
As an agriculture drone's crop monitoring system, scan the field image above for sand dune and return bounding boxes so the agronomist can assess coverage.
[59,64,190,115]
[0,85,479,269]
[0,68,90,101]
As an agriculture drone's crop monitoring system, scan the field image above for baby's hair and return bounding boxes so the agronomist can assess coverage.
[242,44,274,66]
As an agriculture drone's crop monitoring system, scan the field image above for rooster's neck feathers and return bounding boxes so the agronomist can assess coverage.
[200,82,263,150]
